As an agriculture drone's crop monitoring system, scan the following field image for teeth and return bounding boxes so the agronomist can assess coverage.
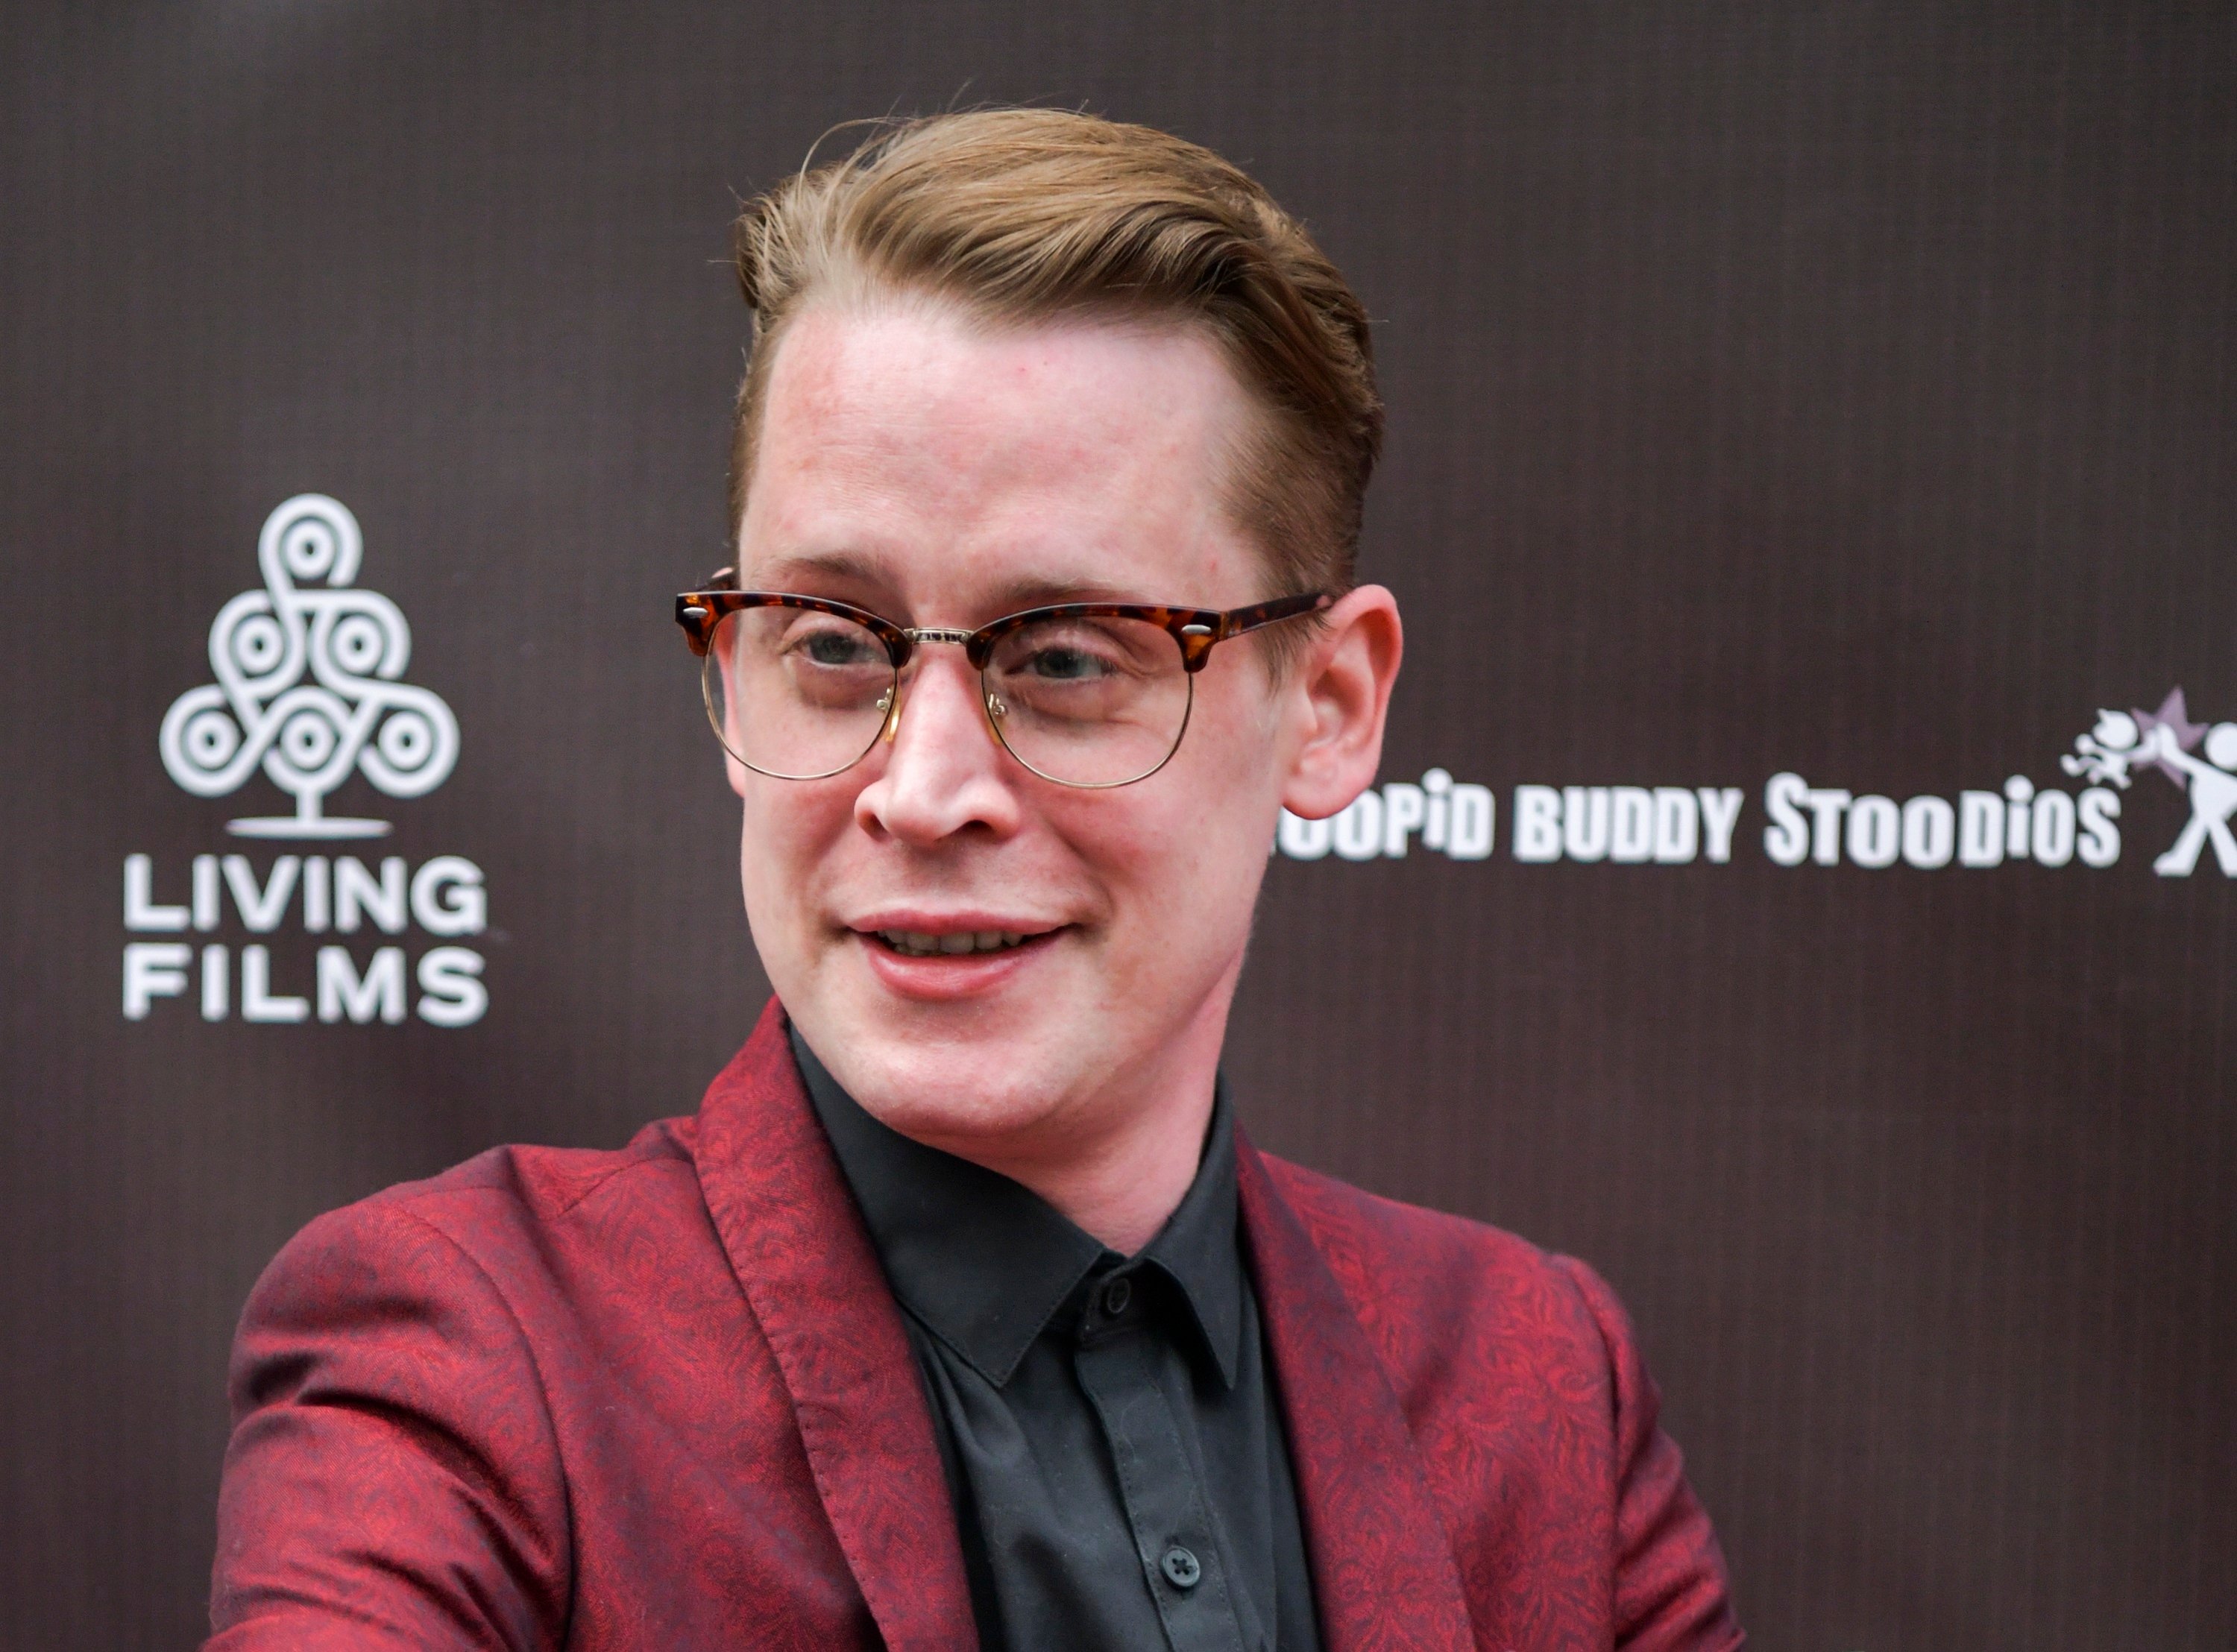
[875,928,1035,957]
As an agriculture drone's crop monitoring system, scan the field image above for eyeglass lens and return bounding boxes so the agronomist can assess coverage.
[702,606,1195,786]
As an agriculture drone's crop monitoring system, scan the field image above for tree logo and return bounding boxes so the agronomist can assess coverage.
[159,495,458,839]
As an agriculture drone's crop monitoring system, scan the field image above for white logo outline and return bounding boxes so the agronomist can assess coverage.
[159,494,458,839]
[2063,689,2237,877]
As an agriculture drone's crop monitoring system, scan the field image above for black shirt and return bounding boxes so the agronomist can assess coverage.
[793,1030,1321,1652]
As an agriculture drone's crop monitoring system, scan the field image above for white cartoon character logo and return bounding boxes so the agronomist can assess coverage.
[159,494,458,839]
[2063,688,2237,877]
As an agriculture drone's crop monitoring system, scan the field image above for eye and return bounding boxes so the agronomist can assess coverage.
[988,615,1176,701]
[1023,642,1116,681]
[787,620,884,668]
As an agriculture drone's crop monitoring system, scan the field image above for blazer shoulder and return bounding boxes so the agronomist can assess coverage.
[245,1114,708,1347]
[213,1130,706,1649]
[350,1112,699,1235]
[1254,1151,1621,1368]
[1256,1150,1570,1284]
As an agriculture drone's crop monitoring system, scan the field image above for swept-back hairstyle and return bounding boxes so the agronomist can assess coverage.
[728,108,1382,600]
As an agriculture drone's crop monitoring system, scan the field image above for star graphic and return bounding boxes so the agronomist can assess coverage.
[2132,687,2208,786]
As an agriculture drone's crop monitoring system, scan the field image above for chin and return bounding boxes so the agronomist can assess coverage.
[846,1048,1076,1147]
[794,980,1050,1106]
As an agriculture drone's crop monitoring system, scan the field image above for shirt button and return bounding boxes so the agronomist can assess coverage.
[1160,1545,1201,1589]
[1101,1276,1133,1317]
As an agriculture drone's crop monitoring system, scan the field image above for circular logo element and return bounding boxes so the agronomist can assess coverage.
[158,495,459,839]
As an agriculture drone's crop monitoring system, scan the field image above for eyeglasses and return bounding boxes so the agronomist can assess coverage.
[676,576,1332,789]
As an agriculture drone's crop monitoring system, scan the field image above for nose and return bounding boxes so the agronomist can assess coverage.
[853,647,1022,844]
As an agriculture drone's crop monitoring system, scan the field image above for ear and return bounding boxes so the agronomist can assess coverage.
[1278,583,1403,819]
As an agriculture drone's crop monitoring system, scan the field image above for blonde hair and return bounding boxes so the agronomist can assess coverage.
[728,108,1382,599]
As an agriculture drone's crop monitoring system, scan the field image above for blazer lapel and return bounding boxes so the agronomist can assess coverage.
[693,999,978,1651]
[1238,1136,1479,1652]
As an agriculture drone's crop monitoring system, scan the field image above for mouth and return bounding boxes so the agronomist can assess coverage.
[869,927,1044,958]
[848,918,1066,1002]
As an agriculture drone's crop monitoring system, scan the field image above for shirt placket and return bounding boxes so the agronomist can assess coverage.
[1073,1270,1248,1652]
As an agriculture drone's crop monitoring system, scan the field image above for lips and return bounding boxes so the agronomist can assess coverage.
[849,918,1064,1002]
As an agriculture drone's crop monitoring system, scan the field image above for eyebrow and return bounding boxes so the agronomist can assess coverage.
[751,549,889,589]
[747,549,1158,617]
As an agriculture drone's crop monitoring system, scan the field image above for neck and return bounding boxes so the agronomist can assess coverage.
[984,1083,1217,1256]
[918,982,1237,1255]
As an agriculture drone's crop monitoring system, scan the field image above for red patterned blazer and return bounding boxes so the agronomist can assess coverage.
[210,1001,1741,1650]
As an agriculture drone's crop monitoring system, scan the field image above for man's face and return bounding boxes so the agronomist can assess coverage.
[729,299,1338,1161]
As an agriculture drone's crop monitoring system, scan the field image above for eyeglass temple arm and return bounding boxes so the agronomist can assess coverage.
[1217,590,1334,640]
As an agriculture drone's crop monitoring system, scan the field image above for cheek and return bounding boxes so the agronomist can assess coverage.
[1171,667,1286,822]
[1048,709,1277,946]
[737,778,858,926]
[1077,804,1265,1024]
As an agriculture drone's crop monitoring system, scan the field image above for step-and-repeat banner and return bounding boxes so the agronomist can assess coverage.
[4,6,2230,1648]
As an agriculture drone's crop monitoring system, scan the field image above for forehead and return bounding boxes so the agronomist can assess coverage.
[740,299,1264,605]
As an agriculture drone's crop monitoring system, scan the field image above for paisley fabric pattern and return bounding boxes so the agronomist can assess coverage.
[210,1000,1740,1649]
[1245,1149,1742,1651]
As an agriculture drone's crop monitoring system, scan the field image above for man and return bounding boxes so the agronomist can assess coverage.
[210,109,1742,1650]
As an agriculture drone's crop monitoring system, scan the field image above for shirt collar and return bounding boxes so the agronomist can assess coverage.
[792,1026,1245,1392]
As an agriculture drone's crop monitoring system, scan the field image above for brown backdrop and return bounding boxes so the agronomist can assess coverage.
[4,4,2233,1647]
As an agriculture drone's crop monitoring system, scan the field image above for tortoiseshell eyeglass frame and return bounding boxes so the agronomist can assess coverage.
[673,572,1334,787]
